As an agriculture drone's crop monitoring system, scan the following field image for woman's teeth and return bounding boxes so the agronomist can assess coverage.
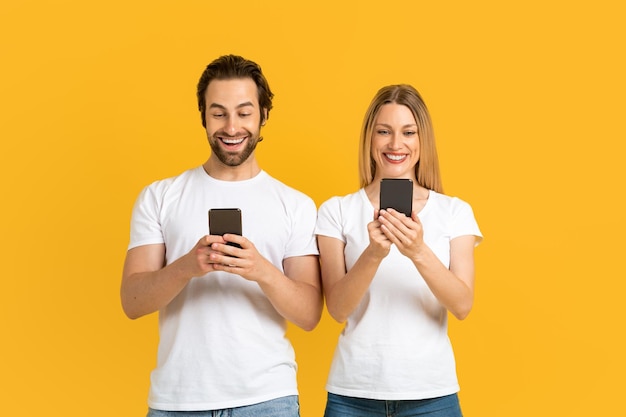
[385,154,406,161]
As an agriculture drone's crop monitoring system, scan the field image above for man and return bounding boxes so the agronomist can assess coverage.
[121,55,322,416]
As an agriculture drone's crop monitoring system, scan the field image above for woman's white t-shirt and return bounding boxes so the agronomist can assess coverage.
[315,189,482,400]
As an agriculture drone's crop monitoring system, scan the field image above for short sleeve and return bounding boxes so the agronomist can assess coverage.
[128,184,165,250]
[284,195,319,258]
[315,197,346,243]
[450,198,483,246]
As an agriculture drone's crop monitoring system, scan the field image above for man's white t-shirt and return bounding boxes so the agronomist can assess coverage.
[128,167,318,411]
[315,189,482,401]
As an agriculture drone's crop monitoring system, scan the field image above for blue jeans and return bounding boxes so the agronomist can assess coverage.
[324,393,463,417]
[147,395,299,417]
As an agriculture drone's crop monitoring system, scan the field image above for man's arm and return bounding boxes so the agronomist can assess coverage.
[208,235,323,331]
[260,254,323,331]
[120,235,225,319]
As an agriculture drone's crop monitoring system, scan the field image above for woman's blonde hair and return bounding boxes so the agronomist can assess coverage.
[358,84,443,192]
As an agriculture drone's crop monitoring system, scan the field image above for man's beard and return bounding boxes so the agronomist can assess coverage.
[208,131,260,167]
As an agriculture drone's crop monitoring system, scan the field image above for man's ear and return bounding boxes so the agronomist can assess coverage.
[261,108,268,126]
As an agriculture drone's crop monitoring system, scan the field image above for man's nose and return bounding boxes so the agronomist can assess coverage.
[224,116,239,135]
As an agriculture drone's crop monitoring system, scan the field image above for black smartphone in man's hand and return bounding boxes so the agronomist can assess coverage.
[380,179,413,217]
[208,208,242,248]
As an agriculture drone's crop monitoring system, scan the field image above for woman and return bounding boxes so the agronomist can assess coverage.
[315,84,482,417]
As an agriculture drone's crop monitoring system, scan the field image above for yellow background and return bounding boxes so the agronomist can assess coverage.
[1,1,624,415]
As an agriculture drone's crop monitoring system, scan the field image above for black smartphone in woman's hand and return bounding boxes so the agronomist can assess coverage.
[380,179,413,217]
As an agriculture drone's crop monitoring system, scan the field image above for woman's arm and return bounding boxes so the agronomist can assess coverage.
[318,212,391,323]
[378,209,477,320]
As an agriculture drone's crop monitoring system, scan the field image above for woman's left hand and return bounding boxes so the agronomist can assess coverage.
[376,208,477,320]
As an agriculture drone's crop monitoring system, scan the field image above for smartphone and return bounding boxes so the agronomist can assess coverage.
[208,208,242,248]
[380,178,413,217]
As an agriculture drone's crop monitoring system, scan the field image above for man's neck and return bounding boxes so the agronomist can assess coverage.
[202,156,261,181]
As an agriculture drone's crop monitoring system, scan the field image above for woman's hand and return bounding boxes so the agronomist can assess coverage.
[367,209,393,260]
[377,208,424,260]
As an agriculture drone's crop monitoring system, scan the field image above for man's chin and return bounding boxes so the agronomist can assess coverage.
[211,148,256,167]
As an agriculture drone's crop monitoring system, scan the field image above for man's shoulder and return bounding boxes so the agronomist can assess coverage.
[261,172,315,204]
[144,166,201,192]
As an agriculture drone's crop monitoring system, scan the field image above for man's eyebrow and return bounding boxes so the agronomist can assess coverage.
[208,102,255,110]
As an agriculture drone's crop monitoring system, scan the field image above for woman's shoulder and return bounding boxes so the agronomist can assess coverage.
[429,190,473,209]
[429,190,474,224]
[319,189,364,209]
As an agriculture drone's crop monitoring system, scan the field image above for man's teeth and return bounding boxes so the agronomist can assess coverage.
[386,154,406,161]
[222,137,245,145]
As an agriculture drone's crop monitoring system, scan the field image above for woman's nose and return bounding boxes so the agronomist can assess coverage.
[389,134,402,149]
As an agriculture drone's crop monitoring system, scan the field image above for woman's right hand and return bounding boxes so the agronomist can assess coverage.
[367,209,392,259]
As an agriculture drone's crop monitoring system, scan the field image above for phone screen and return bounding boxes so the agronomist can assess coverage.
[208,208,242,248]
[379,179,413,217]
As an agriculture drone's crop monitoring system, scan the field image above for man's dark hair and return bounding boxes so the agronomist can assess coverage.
[197,55,274,128]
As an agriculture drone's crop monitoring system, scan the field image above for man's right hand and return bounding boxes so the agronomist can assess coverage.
[120,235,226,319]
